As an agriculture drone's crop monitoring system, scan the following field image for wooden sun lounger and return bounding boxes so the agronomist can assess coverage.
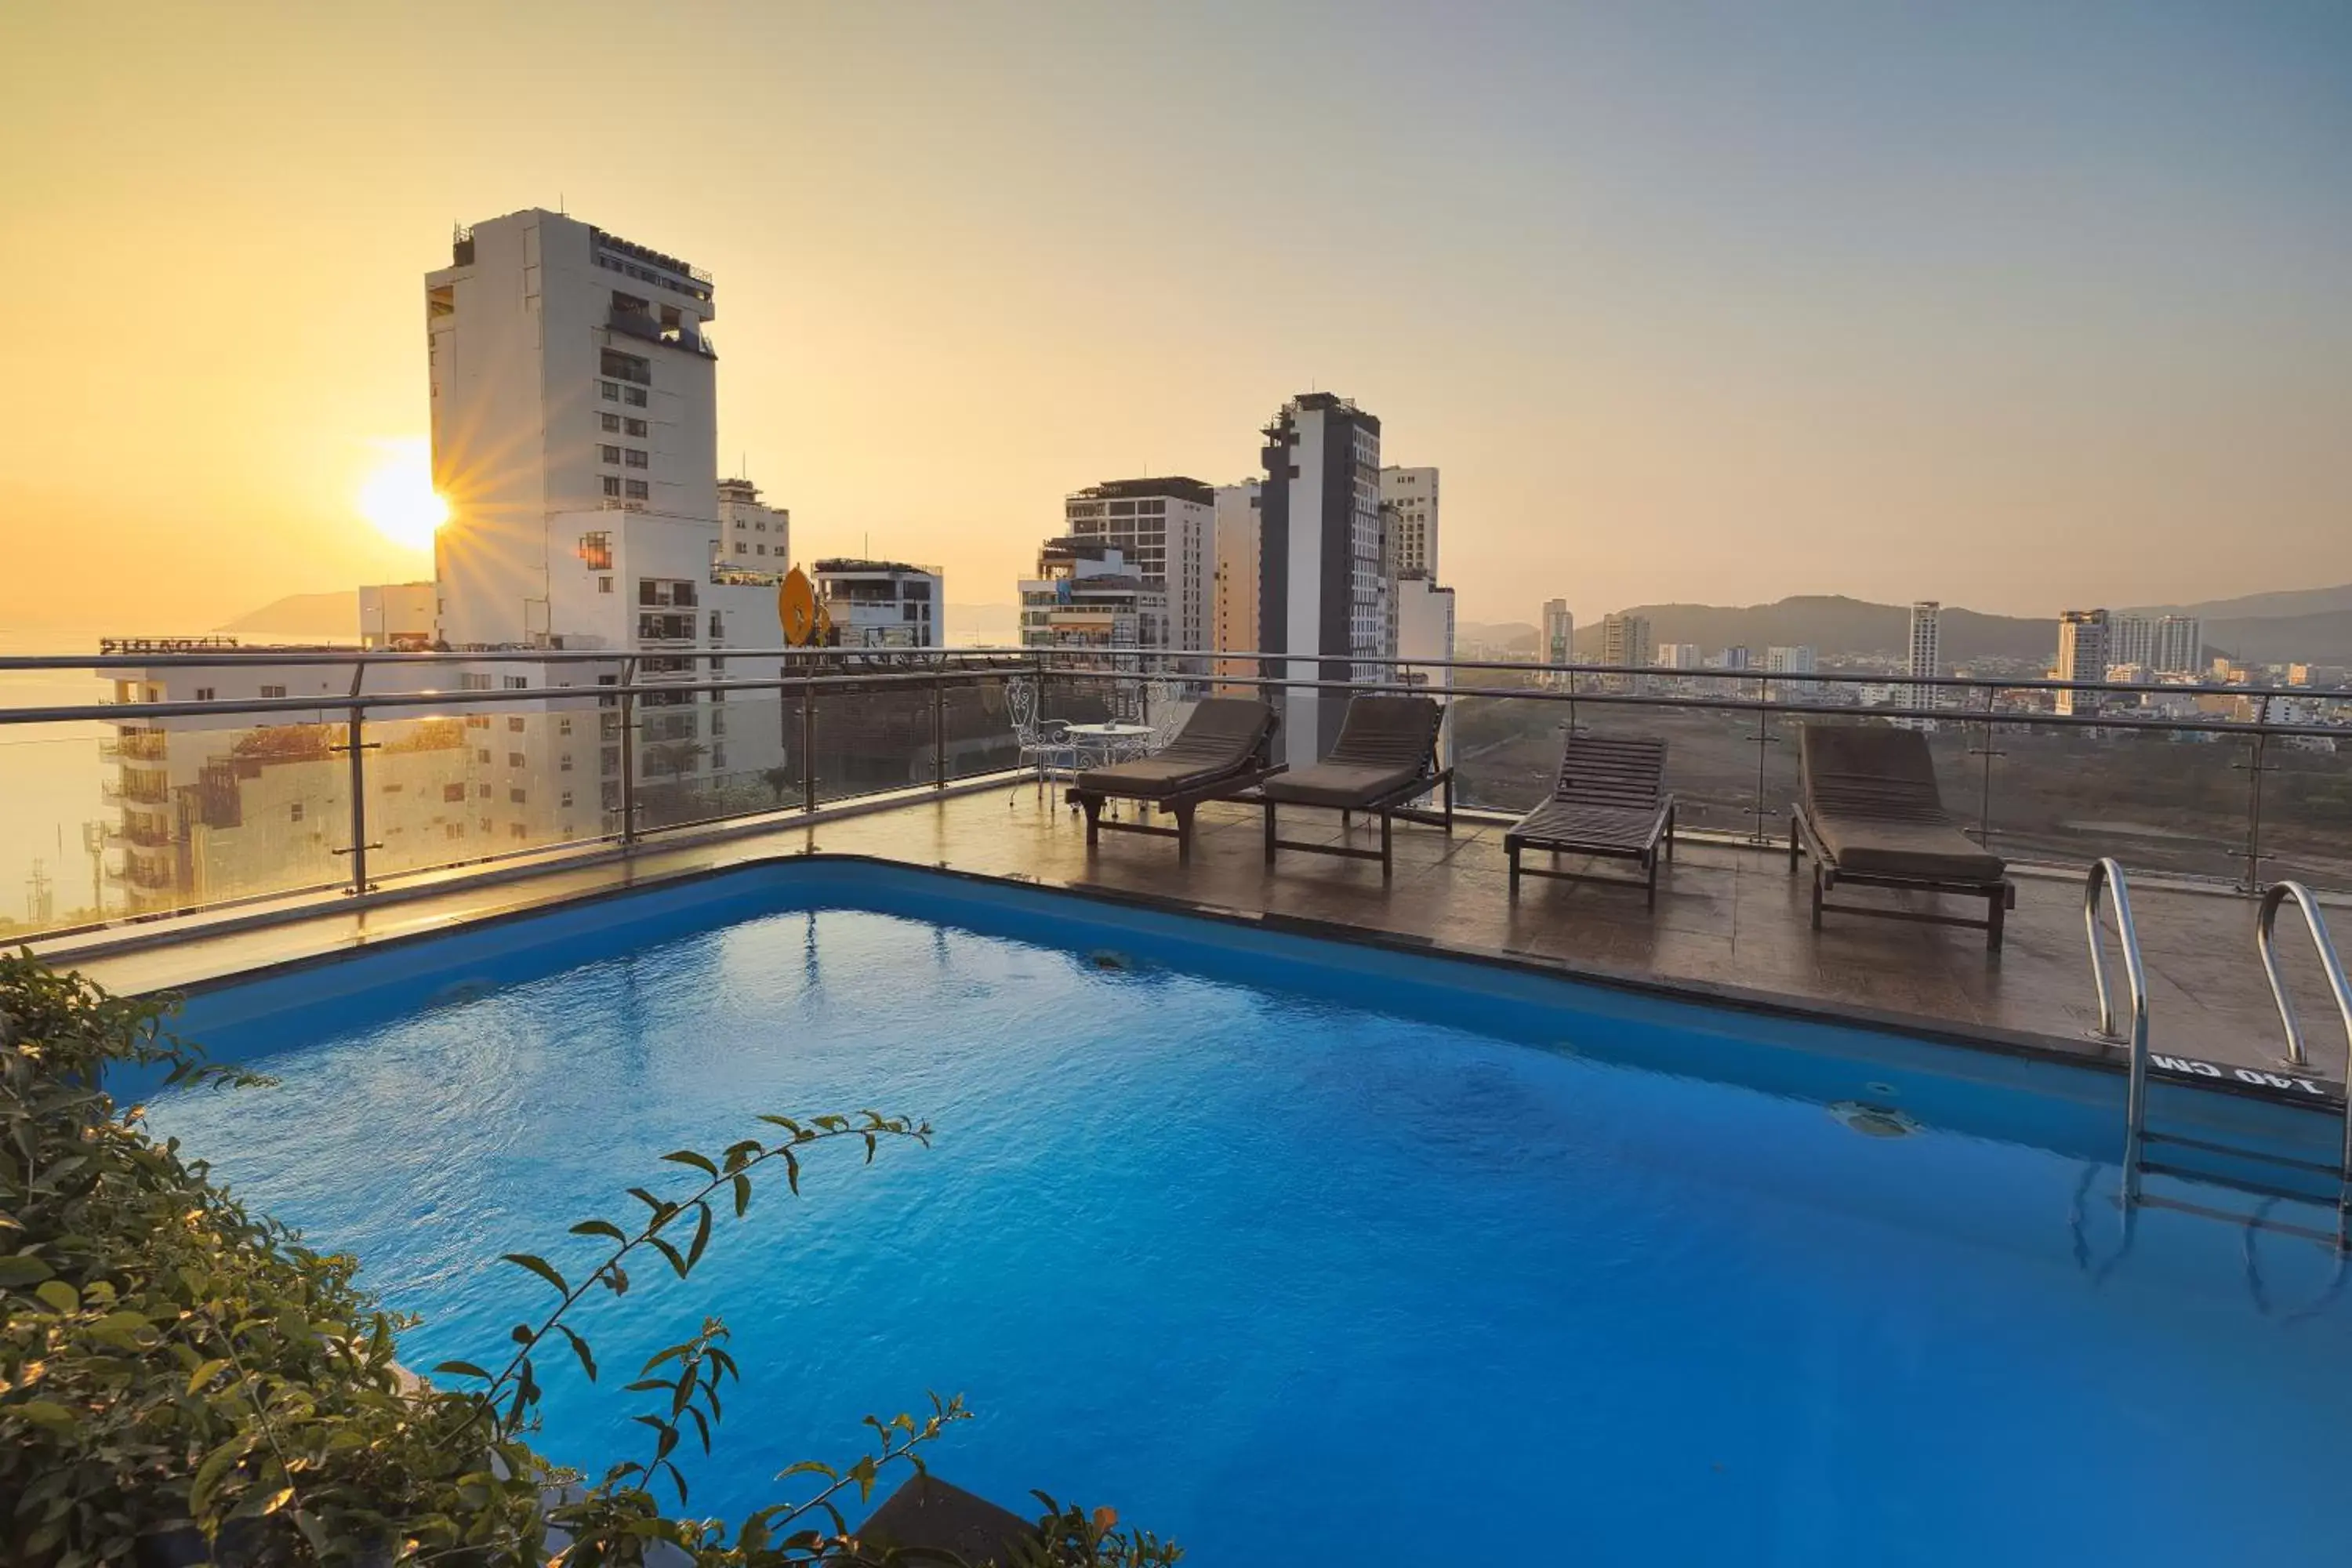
[1065,697,1282,862]
[1257,695,1454,879]
[1504,732,1675,906]
[1788,724,2015,952]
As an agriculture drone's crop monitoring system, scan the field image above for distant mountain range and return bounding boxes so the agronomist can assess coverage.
[1492,586,2352,667]
[215,583,2352,665]
[216,591,360,637]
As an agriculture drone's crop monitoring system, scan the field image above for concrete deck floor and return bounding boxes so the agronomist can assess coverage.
[56,781,2350,1091]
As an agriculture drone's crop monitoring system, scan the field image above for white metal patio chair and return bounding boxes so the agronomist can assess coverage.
[1005,677,1077,800]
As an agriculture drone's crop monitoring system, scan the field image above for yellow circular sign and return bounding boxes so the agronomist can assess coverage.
[779,568,816,646]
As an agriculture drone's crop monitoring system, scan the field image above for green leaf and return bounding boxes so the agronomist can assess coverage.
[191,1432,255,1513]
[0,1254,55,1287]
[10,1399,73,1432]
[501,1253,569,1295]
[686,1202,713,1270]
[568,1218,628,1243]
[34,1279,78,1313]
[662,1149,718,1177]
[731,1172,753,1217]
[646,1236,688,1279]
[556,1323,599,1381]
[431,1360,492,1382]
[185,1357,233,1395]
[783,1149,800,1195]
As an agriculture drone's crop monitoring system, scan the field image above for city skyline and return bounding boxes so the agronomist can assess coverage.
[6,2,2352,637]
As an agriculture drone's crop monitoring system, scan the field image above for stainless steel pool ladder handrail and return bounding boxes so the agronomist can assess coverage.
[2256,881,2352,1215]
[2085,861,2154,1203]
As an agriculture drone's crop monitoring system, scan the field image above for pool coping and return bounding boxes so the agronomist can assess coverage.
[132,841,2348,1125]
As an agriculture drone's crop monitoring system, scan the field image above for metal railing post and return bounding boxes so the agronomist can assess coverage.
[2240,703,2271,893]
[933,666,947,790]
[619,655,638,847]
[1969,684,2005,851]
[1747,673,1776,844]
[800,672,818,813]
[335,656,378,896]
[2083,859,2151,1201]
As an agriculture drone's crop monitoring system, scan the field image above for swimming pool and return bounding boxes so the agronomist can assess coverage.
[146,859,2351,1565]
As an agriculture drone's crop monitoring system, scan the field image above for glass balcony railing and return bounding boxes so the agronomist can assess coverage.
[2,645,2346,944]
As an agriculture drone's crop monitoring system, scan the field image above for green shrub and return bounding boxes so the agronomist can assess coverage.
[0,951,1178,1566]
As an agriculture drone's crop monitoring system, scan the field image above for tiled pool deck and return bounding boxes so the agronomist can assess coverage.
[45,781,2352,1092]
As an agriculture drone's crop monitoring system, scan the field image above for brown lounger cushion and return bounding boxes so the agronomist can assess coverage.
[1261,695,1441,808]
[1800,725,2003,883]
[1073,697,1275,798]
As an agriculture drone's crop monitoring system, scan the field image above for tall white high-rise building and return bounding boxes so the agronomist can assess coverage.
[1541,599,1574,685]
[1655,642,1704,671]
[1905,601,1942,715]
[2055,608,2110,716]
[428,209,721,648]
[1380,466,1439,579]
[2153,615,2203,677]
[2109,615,2154,671]
[1395,573,1457,768]
[1211,481,1261,691]
[1259,393,1385,763]
[1600,612,1653,691]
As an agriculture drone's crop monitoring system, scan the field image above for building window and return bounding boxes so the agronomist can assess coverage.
[510,823,529,840]
[625,479,649,499]
[194,687,215,702]
[623,448,648,468]
[509,788,527,804]
[601,412,621,433]
[507,751,525,768]
[598,576,614,593]
[755,543,765,555]
[504,675,527,690]
[561,789,574,808]
[623,386,647,407]
[600,348,651,384]
[289,802,304,822]
[260,684,287,699]
[600,381,620,401]
[624,417,648,437]
[506,716,525,731]
[443,783,466,803]
[602,477,622,497]
[476,749,491,764]
[599,444,622,464]
[735,541,748,554]
[560,753,573,771]
[446,822,465,840]
[558,717,574,735]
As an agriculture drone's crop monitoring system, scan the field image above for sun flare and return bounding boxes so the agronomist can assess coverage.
[358,439,448,550]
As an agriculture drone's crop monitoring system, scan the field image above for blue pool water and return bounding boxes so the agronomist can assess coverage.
[147,865,2351,1565]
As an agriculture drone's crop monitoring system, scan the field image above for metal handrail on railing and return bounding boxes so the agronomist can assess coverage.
[2086,860,2154,1203]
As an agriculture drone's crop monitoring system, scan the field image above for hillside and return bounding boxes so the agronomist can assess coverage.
[1566,595,2055,664]
[2202,611,2352,666]
[2124,583,2352,622]
[216,590,360,637]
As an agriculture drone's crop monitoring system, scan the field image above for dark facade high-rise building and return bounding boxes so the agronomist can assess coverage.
[1258,393,1384,763]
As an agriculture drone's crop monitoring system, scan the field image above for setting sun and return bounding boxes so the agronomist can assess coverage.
[357,438,446,550]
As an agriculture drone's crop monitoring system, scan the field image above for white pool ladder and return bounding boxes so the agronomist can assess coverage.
[2097,863,2352,1243]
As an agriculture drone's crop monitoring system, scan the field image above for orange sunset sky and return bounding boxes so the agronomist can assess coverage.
[4,1,2348,635]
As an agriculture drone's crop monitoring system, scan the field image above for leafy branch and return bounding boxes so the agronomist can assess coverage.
[431,1111,932,1452]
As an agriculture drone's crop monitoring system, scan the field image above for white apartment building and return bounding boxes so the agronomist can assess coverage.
[102,209,797,913]
[1259,394,1385,764]
[1905,601,1942,719]
[427,209,720,647]
[1600,613,1653,690]
[2055,608,2110,716]
[1063,477,1215,662]
[1381,466,1439,579]
[1213,481,1261,691]
[1655,642,1703,672]
[2153,615,2203,677]
[813,560,942,648]
[1766,644,1817,675]
[358,583,436,649]
[1019,539,1170,652]
[718,477,789,569]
